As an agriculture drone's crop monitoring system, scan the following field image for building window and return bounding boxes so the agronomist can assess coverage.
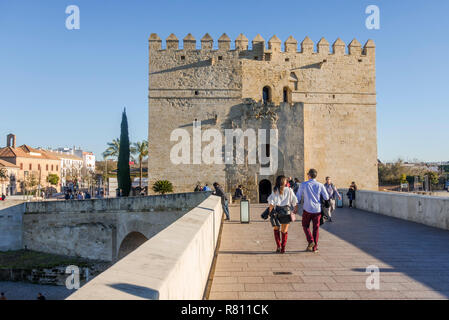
[29,164,32,170]
[264,53,271,61]
[218,56,223,61]
[46,164,48,171]
[20,163,23,170]
[56,165,58,171]
[289,72,298,91]
[51,165,54,171]
[194,90,199,96]
[38,164,41,171]
[262,86,271,104]
[283,87,292,104]
[181,55,185,60]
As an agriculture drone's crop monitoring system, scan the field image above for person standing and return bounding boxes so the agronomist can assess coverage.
[347,182,357,208]
[0,292,6,300]
[296,169,329,253]
[234,185,243,200]
[203,184,212,192]
[323,177,341,222]
[268,175,298,254]
[287,177,293,188]
[37,292,46,300]
[213,182,230,221]
[292,178,300,194]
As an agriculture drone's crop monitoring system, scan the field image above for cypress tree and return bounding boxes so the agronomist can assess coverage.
[118,108,131,196]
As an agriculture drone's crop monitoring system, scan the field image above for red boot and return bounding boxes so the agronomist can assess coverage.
[281,232,288,253]
[274,230,281,252]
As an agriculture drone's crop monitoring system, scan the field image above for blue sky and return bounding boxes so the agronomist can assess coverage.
[0,0,448,162]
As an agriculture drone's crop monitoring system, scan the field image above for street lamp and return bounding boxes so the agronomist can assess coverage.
[240,196,250,223]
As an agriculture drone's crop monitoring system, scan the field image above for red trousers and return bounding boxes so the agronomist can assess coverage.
[302,210,321,250]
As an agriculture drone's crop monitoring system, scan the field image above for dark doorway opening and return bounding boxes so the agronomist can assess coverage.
[259,179,272,203]
[262,86,271,104]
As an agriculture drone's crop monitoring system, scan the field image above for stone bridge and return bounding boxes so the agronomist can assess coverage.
[0,192,212,261]
[1,190,449,300]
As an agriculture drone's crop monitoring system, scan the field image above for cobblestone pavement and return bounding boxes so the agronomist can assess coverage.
[208,204,449,300]
[0,281,72,300]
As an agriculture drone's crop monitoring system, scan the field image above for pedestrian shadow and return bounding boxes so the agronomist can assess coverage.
[321,208,449,298]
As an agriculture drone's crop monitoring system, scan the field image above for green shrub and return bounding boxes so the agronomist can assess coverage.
[152,180,173,195]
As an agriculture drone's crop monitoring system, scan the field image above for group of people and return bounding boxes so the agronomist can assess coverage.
[266,170,354,254]
[64,190,91,200]
[1,193,5,201]
[194,184,212,192]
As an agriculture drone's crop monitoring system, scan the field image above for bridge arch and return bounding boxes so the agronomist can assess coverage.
[117,231,148,260]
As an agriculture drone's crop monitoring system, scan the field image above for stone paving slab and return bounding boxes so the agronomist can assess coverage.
[208,204,449,300]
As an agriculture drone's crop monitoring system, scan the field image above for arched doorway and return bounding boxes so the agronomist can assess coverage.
[117,232,148,260]
[262,86,271,104]
[259,179,272,203]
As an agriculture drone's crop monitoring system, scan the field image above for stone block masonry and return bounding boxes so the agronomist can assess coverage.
[148,33,378,202]
[1,192,212,261]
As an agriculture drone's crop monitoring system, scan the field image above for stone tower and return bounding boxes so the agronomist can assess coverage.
[148,33,378,202]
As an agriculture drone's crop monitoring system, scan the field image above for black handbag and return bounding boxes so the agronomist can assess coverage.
[261,208,270,220]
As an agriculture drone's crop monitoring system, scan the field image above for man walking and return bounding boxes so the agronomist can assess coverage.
[296,169,329,253]
[323,176,341,222]
[213,182,230,221]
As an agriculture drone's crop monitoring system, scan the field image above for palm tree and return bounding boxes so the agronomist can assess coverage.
[103,138,120,160]
[132,140,148,189]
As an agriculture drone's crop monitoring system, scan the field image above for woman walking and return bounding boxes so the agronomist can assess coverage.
[268,175,298,254]
[347,182,357,208]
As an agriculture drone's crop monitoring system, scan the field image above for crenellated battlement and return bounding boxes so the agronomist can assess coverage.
[148,33,375,57]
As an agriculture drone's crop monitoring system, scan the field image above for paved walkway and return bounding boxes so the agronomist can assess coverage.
[208,204,449,300]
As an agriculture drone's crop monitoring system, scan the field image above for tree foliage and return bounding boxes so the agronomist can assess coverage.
[47,174,59,186]
[103,138,120,160]
[117,109,131,196]
[152,180,173,195]
[132,140,149,189]
[0,168,8,181]
[424,171,439,186]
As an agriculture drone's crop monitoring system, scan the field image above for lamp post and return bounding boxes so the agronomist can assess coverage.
[240,196,250,223]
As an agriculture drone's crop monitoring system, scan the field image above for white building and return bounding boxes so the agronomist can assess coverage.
[82,151,96,173]
[41,149,84,187]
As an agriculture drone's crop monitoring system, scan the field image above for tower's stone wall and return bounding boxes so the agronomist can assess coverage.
[148,33,378,201]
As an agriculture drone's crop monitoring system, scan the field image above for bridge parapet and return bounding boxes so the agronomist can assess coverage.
[24,192,212,214]
[340,189,449,230]
[67,195,223,300]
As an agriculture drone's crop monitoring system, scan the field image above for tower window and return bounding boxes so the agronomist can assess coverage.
[181,55,185,60]
[194,90,199,96]
[283,87,292,104]
[218,56,223,61]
